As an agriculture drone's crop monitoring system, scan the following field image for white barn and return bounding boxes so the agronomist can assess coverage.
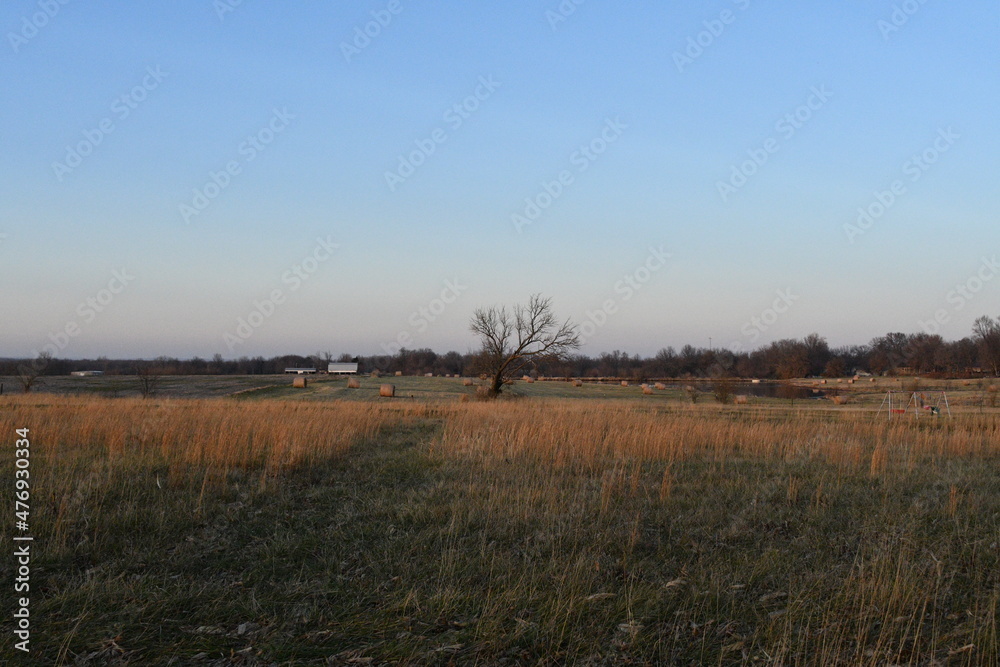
[328,362,359,375]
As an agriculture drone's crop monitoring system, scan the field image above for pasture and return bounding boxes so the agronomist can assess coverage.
[1,376,998,664]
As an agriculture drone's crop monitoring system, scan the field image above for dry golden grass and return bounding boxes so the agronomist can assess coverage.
[3,394,999,663]
[434,400,1000,471]
[0,394,418,471]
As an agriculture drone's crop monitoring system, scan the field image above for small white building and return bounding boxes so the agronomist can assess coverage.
[284,368,317,375]
[327,362,359,375]
[71,370,104,377]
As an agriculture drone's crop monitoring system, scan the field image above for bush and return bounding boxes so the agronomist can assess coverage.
[713,378,733,404]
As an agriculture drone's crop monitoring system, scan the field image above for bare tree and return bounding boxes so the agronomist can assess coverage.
[135,362,161,398]
[973,315,1000,376]
[16,352,51,393]
[315,350,334,371]
[469,294,579,397]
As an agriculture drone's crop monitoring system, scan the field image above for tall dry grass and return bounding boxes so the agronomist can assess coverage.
[3,395,998,663]
[1,394,421,471]
[0,395,424,560]
[421,401,1000,663]
[434,400,1000,471]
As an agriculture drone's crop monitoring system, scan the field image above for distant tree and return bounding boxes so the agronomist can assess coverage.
[16,352,51,393]
[766,339,809,379]
[734,355,759,378]
[187,356,207,374]
[907,333,944,374]
[803,333,831,377]
[653,347,679,377]
[209,353,225,374]
[469,294,579,397]
[823,357,846,378]
[135,361,161,398]
[679,345,701,376]
[973,316,1000,376]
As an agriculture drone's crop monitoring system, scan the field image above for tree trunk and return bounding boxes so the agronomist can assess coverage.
[490,372,504,396]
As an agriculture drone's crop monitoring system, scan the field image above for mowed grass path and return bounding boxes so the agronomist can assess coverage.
[1,397,998,664]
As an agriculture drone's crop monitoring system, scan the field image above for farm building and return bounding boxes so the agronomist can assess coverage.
[284,368,317,375]
[70,370,104,377]
[328,362,359,375]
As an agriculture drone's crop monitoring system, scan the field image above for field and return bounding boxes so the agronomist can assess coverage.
[2,376,999,664]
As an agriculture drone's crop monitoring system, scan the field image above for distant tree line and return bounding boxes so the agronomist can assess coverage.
[3,315,999,381]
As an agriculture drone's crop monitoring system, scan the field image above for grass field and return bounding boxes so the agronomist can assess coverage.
[1,377,999,664]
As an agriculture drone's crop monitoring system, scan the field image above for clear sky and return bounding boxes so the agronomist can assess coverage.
[2,1,998,359]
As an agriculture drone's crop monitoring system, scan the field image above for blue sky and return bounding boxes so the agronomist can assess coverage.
[2,1,998,359]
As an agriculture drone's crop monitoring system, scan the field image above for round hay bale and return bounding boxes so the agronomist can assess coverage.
[346,378,361,389]
[292,377,307,388]
[463,378,474,386]
[525,377,535,384]
[734,395,749,404]
[395,371,403,377]
[870,378,877,383]
[642,386,654,395]
[572,380,583,387]
[379,384,395,398]
[621,381,629,387]
[424,373,433,377]
[654,382,667,390]
[370,370,380,378]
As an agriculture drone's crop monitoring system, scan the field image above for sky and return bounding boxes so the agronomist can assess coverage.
[1,1,998,360]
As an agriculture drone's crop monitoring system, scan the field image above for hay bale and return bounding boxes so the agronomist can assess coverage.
[526,377,535,384]
[346,378,360,389]
[370,370,380,378]
[621,381,629,387]
[642,386,654,395]
[870,378,877,383]
[654,382,667,390]
[831,395,850,405]
[292,377,307,388]
[572,380,583,387]
[424,373,433,377]
[379,384,395,398]
[395,371,403,377]
[734,395,749,404]
[463,378,474,386]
